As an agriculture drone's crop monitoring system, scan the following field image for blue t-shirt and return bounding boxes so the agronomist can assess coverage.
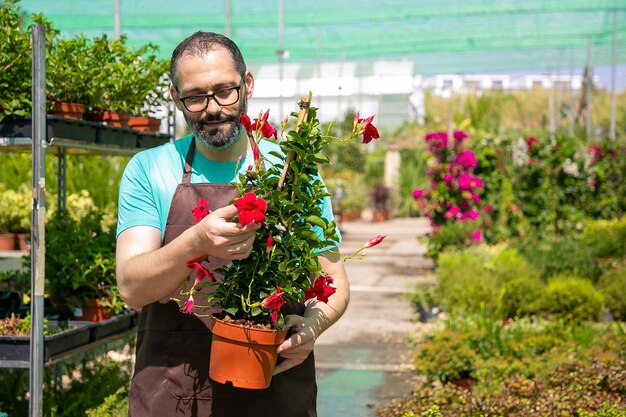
[116,134,341,248]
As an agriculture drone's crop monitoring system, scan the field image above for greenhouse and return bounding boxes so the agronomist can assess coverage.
[1,0,625,416]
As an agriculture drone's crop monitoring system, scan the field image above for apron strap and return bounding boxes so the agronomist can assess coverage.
[182,139,196,185]
[183,134,256,185]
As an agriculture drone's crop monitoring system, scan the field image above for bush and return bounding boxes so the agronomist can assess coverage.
[542,275,604,322]
[597,267,626,321]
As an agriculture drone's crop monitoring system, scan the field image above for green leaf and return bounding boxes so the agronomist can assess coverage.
[305,215,327,228]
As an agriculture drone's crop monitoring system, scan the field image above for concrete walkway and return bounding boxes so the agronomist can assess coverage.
[315,217,433,416]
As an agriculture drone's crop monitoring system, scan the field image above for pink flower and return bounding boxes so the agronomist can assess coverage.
[442,173,455,183]
[471,176,484,189]
[588,145,603,163]
[461,210,479,221]
[457,173,473,191]
[444,205,460,219]
[412,189,424,199]
[186,261,216,282]
[180,295,195,314]
[456,150,478,170]
[472,230,483,243]
[305,275,336,303]
[470,191,481,203]
[262,287,286,324]
[482,204,494,213]
[453,130,469,143]
[234,192,267,226]
[366,235,386,248]
[192,198,210,222]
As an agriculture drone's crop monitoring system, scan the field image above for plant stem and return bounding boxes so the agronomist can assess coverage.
[277,92,312,190]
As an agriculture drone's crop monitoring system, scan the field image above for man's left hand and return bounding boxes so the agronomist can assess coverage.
[273,315,318,375]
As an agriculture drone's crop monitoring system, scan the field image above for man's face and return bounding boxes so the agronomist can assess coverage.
[172,49,252,150]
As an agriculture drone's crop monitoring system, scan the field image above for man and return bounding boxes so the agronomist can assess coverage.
[115,31,349,416]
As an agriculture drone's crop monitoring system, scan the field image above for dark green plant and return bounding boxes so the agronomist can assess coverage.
[47,34,93,105]
[42,209,123,311]
[542,275,604,323]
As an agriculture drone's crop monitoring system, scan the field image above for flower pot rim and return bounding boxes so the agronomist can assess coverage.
[210,316,288,345]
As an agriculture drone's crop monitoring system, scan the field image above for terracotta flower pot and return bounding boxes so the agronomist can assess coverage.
[209,317,288,389]
[0,233,17,251]
[84,111,131,128]
[16,233,29,251]
[128,116,162,132]
[49,102,86,120]
[74,299,112,322]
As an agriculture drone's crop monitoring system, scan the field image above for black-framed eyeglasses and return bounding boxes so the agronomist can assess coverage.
[178,84,241,113]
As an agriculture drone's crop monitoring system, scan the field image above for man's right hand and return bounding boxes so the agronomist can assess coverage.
[193,204,261,260]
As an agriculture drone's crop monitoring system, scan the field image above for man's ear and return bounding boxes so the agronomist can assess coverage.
[244,70,254,99]
[170,84,183,111]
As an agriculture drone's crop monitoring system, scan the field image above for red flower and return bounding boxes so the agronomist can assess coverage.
[305,275,336,303]
[366,235,386,248]
[526,135,540,152]
[240,113,253,134]
[181,295,195,314]
[186,261,216,282]
[234,192,267,226]
[192,198,210,222]
[262,287,286,324]
[266,235,273,254]
[251,110,277,140]
[354,113,380,144]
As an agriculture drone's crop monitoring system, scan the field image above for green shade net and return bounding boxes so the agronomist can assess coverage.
[18,0,626,74]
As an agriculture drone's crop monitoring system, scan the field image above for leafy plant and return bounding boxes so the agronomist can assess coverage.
[542,275,604,323]
[597,267,626,321]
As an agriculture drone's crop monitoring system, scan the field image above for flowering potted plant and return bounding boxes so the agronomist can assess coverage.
[172,94,384,388]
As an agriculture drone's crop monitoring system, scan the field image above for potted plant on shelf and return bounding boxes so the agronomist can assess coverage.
[43,208,126,321]
[85,34,169,129]
[46,34,93,119]
[174,95,384,388]
[0,184,29,251]
[0,0,35,122]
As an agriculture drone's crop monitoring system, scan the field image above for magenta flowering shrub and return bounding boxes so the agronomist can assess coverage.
[412,130,487,252]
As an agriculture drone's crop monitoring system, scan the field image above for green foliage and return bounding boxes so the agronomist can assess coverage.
[85,387,128,417]
[435,244,544,319]
[0,182,30,232]
[89,34,169,115]
[0,0,34,120]
[542,275,604,323]
[578,403,626,417]
[396,148,428,217]
[598,267,626,321]
[414,328,479,383]
[37,208,121,311]
[207,105,344,327]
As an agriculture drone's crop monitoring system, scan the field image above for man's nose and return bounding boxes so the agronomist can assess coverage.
[206,97,223,113]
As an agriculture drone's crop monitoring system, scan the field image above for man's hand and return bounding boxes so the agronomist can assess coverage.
[273,315,318,375]
[193,204,261,260]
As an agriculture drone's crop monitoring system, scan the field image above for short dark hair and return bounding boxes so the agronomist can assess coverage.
[170,31,246,89]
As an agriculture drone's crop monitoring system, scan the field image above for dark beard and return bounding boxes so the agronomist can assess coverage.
[185,99,248,150]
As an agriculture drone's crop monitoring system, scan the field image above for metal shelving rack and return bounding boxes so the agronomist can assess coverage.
[0,25,172,416]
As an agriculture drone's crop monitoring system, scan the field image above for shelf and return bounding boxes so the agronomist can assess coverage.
[0,250,28,259]
[0,311,138,368]
[0,115,172,155]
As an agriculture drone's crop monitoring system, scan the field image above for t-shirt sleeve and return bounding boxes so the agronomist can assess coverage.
[315,182,342,253]
[116,155,161,238]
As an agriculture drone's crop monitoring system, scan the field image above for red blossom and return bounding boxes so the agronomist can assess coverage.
[526,135,540,152]
[240,113,253,134]
[266,235,273,254]
[366,235,386,248]
[444,205,461,219]
[354,113,380,144]
[453,130,469,143]
[192,198,210,222]
[186,261,216,282]
[180,296,195,314]
[262,287,286,324]
[305,275,336,303]
[252,110,278,140]
[234,192,267,226]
